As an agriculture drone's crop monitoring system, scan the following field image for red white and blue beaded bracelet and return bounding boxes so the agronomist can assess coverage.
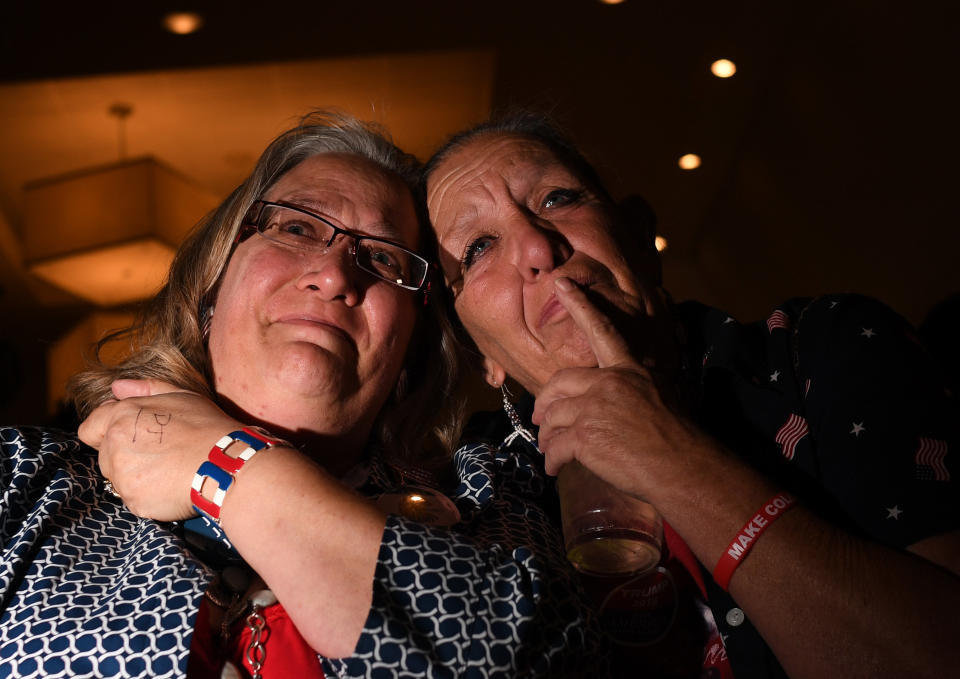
[190,426,288,524]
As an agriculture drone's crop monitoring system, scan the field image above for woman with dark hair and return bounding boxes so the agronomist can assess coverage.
[0,112,596,678]
[423,113,960,679]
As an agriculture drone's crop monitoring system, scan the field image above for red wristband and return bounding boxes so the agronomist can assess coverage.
[713,491,796,591]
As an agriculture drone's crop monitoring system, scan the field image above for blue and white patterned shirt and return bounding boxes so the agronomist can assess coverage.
[0,427,597,678]
[0,427,211,677]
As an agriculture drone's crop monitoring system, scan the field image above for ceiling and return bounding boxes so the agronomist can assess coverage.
[1,0,957,422]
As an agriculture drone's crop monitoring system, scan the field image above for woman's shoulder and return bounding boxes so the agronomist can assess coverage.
[454,408,547,488]
[676,293,916,372]
[1,426,102,540]
[0,424,213,678]
[675,293,903,335]
[1,425,97,479]
[2,424,83,448]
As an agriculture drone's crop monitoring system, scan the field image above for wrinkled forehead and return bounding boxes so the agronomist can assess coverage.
[432,133,574,187]
[268,152,421,246]
[427,134,579,222]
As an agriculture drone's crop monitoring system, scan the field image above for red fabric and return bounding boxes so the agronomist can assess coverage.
[188,598,220,678]
[662,520,708,598]
[189,596,325,678]
[661,520,735,679]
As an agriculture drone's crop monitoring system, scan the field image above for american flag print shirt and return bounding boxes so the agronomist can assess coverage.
[680,293,958,678]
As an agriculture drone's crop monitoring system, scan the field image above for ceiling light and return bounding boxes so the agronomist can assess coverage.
[654,235,668,252]
[711,59,737,78]
[678,153,701,170]
[598,0,626,5]
[163,12,204,35]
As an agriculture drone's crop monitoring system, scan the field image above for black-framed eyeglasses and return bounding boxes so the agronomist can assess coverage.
[240,200,430,292]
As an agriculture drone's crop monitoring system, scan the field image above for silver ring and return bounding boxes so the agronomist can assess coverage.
[103,480,122,499]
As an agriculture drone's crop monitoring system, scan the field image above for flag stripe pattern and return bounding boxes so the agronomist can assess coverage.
[766,310,791,333]
[775,413,808,460]
[914,437,949,481]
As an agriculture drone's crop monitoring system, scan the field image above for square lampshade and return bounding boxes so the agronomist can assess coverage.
[23,157,218,306]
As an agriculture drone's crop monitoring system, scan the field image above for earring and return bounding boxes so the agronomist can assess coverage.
[501,384,540,452]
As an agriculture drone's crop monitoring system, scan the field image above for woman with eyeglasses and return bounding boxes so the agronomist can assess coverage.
[0,112,597,677]
[423,113,960,679]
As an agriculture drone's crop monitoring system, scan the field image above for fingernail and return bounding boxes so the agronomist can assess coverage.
[555,277,575,292]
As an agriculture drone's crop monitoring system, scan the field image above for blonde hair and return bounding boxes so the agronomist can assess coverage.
[69,110,461,465]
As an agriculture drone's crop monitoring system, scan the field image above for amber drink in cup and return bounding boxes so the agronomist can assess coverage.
[557,461,663,577]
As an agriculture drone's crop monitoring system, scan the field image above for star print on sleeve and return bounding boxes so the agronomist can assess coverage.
[770,370,780,382]
[776,294,959,549]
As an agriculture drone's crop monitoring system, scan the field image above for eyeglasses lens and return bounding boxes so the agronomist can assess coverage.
[253,203,425,290]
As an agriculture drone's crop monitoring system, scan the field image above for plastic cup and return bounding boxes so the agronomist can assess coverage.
[557,461,663,577]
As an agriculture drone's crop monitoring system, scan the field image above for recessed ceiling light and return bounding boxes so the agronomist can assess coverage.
[599,0,626,5]
[711,59,737,78]
[163,12,204,35]
[678,154,701,170]
[654,235,668,252]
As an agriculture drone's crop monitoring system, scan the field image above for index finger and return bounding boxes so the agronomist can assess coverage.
[554,277,633,368]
